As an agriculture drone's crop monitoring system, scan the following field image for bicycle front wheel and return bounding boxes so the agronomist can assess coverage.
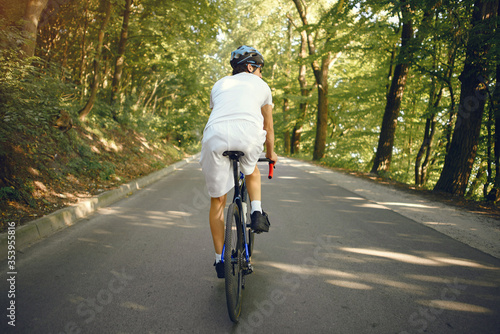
[224,203,243,323]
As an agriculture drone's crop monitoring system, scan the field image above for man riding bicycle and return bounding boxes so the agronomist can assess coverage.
[199,45,278,278]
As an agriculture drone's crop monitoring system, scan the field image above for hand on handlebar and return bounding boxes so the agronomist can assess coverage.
[266,152,278,164]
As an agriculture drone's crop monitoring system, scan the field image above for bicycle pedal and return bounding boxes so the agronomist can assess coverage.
[243,263,253,275]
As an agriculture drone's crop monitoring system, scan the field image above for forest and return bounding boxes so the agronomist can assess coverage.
[0,0,499,227]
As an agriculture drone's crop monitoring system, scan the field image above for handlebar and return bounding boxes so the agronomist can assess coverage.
[258,158,275,179]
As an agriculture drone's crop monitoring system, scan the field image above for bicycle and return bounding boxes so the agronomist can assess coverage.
[222,150,275,323]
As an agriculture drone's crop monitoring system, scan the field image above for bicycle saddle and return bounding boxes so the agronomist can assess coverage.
[223,151,245,160]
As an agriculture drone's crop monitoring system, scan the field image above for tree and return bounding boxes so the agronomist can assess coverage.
[110,0,132,119]
[21,0,50,58]
[371,0,413,174]
[292,0,343,161]
[488,61,500,200]
[414,7,461,187]
[294,15,311,155]
[434,0,499,195]
[78,0,112,121]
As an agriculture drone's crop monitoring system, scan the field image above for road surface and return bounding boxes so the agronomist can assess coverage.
[1,158,499,333]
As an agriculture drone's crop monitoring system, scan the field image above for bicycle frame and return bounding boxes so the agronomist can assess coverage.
[221,155,251,265]
[222,152,274,266]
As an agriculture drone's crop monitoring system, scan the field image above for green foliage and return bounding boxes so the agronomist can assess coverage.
[0,187,21,201]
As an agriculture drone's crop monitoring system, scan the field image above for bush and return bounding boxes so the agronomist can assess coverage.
[0,187,21,201]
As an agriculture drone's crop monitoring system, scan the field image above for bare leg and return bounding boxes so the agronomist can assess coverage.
[245,166,261,202]
[210,194,227,255]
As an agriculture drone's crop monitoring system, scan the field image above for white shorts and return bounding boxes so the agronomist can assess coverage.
[200,120,266,198]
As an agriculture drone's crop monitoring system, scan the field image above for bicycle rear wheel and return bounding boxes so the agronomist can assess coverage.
[224,203,243,323]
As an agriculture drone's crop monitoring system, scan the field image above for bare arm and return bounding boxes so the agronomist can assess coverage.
[261,104,278,163]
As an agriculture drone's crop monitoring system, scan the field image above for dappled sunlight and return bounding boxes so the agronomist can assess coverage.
[320,252,367,263]
[99,137,123,152]
[355,203,390,210]
[340,247,500,270]
[129,222,174,229]
[27,166,41,176]
[277,176,298,179]
[340,247,442,266]
[260,261,357,279]
[404,274,499,287]
[361,273,427,294]
[91,145,101,153]
[404,274,458,284]
[380,202,439,209]
[167,210,192,217]
[292,240,315,245]
[260,260,426,293]
[145,214,173,221]
[417,300,493,314]
[144,210,199,229]
[428,257,499,270]
[325,195,364,201]
[281,199,300,203]
[77,237,99,243]
[107,208,202,229]
[326,280,373,290]
[92,229,112,234]
[120,301,148,311]
[288,162,314,168]
[344,196,364,200]
[307,170,333,175]
[396,234,443,244]
[424,221,457,226]
[99,206,122,216]
[366,220,397,225]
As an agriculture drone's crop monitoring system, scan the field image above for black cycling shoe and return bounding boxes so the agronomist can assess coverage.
[250,211,270,233]
[214,261,224,279]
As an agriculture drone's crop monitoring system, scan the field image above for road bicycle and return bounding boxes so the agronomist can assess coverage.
[222,150,274,323]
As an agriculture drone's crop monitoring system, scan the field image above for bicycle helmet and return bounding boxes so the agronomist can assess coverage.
[230,45,265,69]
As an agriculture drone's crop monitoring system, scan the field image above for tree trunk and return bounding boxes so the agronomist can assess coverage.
[487,5,500,201]
[288,13,310,155]
[420,117,436,185]
[466,162,486,198]
[415,116,434,186]
[292,0,335,161]
[78,1,89,88]
[485,92,494,195]
[143,79,164,113]
[78,0,112,121]
[371,0,413,174]
[283,98,291,155]
[434,0,498,196]
[313,55,331,160]
[415,43,445,187]
[110,0,132,119]
[21,0,49,58]
[488,65,500,200]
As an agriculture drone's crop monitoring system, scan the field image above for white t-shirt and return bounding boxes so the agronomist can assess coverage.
[205,72,273,130]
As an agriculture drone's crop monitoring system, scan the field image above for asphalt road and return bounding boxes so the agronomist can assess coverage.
[1,158,499,334]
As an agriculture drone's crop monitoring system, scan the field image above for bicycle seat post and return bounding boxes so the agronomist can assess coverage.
[223,151,245,201]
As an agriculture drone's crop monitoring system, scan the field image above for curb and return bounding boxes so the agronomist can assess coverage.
[0,153,199,261]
